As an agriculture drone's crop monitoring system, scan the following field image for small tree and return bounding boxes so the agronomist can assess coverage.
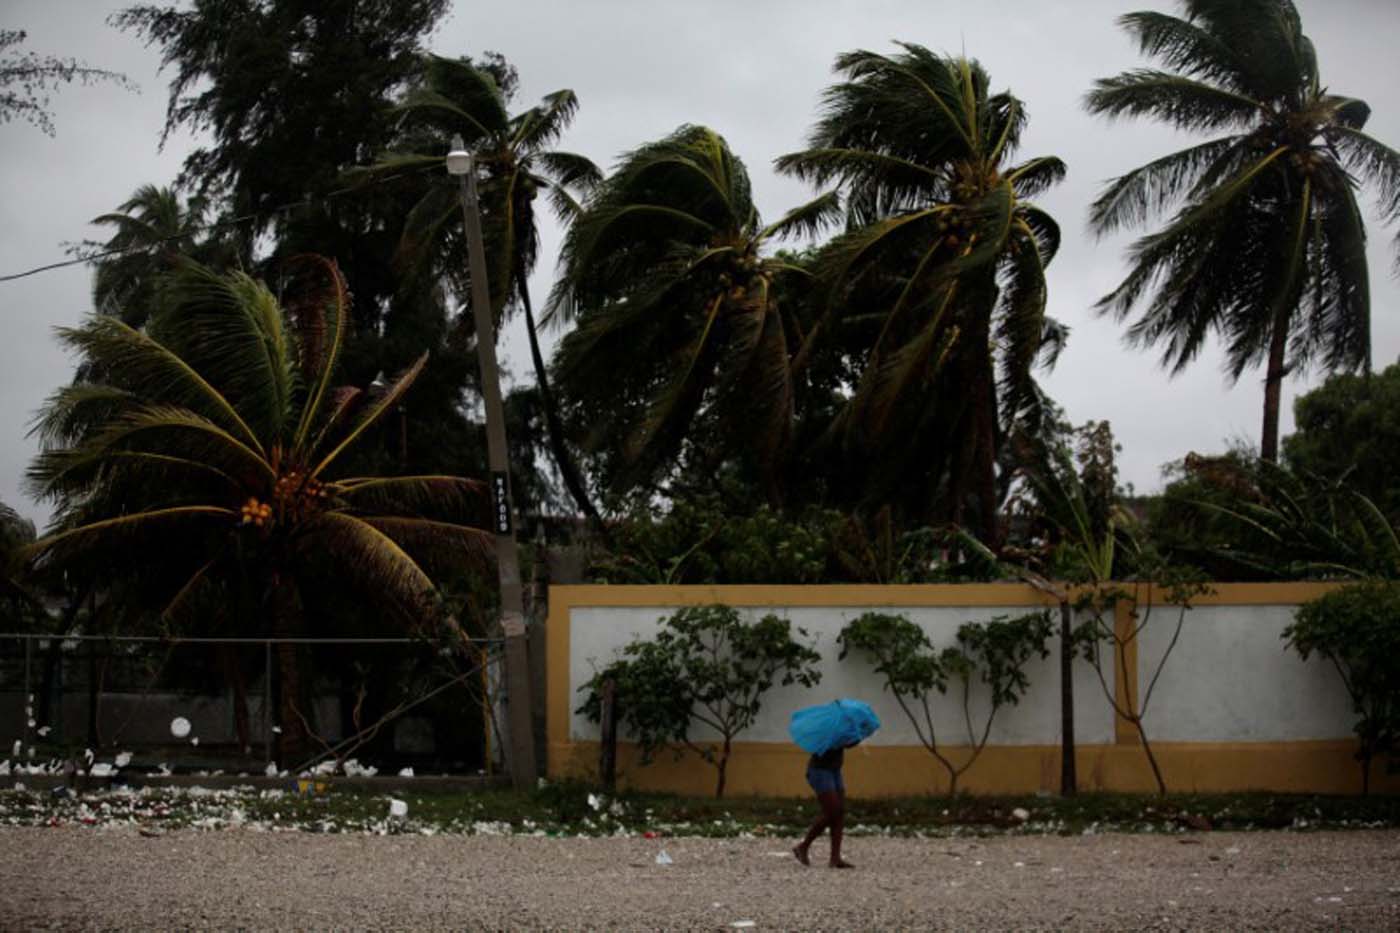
[1286,581,1400,794]
[838,611,1053,795]
[577,605,821,798]
[1072,551,1210,796]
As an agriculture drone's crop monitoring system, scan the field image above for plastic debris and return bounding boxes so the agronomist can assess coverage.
[190,737,200,746]
[265,762,279,777]
[170,717,191,739]
[655,849,673,866]
[36,726,50,737]
[114,752,132,768]
[398,767,414,778]
[389,798,408,819]
[1012,807,1030,822]
[731,923,756,929]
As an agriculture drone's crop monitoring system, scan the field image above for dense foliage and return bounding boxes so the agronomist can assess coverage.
[1287,582,1400,794]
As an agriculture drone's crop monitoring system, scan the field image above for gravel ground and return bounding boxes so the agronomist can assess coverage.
[2,827,1398,930]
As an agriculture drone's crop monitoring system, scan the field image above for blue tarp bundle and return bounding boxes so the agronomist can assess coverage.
[788,699,881,755]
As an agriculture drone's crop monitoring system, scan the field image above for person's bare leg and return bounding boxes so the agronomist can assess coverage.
[829,789,852,868]
[794,791,839,866]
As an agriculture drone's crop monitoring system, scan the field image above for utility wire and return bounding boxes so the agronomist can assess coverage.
[0,163,440,284]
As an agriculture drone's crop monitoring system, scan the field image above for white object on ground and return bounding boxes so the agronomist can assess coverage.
[389,798,408,819]
[190,737,200,746]
[89,763,114,777]
[10,740,19,758]
[655,850,673,866]
[731,923,756,929]
[170,717,191,739]
[265,762,279,777]
[36,726,50,737]
[397,767,414,778]
[1012,807,1030,822]
[114,752,132,768]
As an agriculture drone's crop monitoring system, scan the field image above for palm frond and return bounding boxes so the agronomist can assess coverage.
[1086,70,1264,132]
[310,353,428,479]
[1089,136,1245,235]
[760,191,843,241]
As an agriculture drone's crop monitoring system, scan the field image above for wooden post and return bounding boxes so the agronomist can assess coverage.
[599,677,617,793]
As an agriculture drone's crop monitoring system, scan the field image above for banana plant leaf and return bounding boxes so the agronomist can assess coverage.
[788,698,880,755]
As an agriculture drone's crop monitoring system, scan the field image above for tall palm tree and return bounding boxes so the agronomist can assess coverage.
[83,184,222,328]
[363,55,603,523]
[1087,0,1400,462]
[547,125,842,502]
[778,45,1066,544]
[24,257,491,763]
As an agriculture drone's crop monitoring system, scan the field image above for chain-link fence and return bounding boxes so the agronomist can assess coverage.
[0,633,503,777]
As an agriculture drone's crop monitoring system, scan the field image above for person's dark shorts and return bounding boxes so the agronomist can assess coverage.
[806,766,844,795]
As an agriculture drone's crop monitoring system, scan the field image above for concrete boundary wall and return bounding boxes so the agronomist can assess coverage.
[546,583,1394,796]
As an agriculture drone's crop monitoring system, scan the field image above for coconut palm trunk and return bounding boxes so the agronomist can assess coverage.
[516,269,603,528]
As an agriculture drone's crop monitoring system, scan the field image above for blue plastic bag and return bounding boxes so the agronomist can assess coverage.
[789,699,881,755]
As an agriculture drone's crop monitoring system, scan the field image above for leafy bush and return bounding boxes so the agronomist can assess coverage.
[577,604,822,797]
[1286,581,1400,794]
[837,610,1053,794]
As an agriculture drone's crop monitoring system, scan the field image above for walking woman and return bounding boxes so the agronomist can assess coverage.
[793,741,855,868]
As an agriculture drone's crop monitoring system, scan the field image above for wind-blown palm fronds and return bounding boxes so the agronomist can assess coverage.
[24,258,492,764]
[778,45,1067,542]
[357,54,603,522]
[548,125,840,501]
[1087,0,1400,462]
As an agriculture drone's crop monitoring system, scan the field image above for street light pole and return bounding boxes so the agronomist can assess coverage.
[447,135,537,790]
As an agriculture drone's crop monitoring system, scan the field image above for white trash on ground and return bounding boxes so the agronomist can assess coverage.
[170,717,191,738]
[389,799,408,819]
[655,849,673,866]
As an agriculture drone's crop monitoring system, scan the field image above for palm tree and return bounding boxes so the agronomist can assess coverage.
[82,185,221,329]
[778,45,1067,544]
[547,125,842,502]
[24,257,491,763]
[1087,0,1400,462]
[363,55,603,523]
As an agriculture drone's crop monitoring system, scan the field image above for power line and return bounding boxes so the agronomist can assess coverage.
[0,164,440,284]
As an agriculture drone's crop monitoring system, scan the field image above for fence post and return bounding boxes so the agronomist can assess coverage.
[599,677,617,793]
[22,637,32,744]
[263,640,272,765]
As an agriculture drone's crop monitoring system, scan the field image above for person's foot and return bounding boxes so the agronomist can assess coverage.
[792,844,810,866]
[829,858,855,869]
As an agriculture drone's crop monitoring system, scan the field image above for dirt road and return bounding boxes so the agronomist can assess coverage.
[2,827,1397,930]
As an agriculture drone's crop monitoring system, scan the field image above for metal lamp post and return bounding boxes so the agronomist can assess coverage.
[447,135,537,789]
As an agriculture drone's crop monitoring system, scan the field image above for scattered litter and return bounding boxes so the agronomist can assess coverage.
[389,799,408,819]
[397,767,414,778]
[36,726,50,737]
[731,923,756,929]
[139,826,165,838]
[271,726,282,734]
[1225,846,1241,855]
[265,762,279,777]
[764,851,791,857]
[1011,808,1030,822]
[655,849,673,866]
[170,717,191,739]
[190,738,200,746]
[114,752,132,768]
[1013,861,1025,868]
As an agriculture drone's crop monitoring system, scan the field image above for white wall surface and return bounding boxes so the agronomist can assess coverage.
[569,604,1116,747]
[1138,604,1354,742]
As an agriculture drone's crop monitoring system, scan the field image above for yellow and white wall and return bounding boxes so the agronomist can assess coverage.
[546,583,1395,796]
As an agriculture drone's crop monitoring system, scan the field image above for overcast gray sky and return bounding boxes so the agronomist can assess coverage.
[3,0,1399,528]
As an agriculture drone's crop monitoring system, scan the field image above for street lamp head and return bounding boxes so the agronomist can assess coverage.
[446,133,472,176]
